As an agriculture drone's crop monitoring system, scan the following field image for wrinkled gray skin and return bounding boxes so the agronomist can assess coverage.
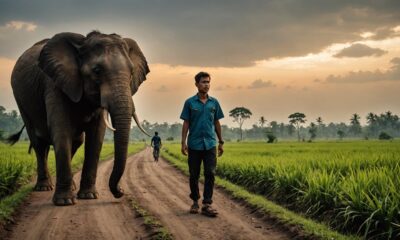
[11,31,150,206]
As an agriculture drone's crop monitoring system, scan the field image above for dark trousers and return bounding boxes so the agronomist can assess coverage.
[188,148,216,204]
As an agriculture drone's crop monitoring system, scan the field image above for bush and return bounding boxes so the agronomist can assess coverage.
[166,137,174,141]
[378,132,393,140]
[266,132,277,143]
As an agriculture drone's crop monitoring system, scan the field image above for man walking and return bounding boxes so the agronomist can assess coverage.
[151,131,162,162]
[180,71,224,217]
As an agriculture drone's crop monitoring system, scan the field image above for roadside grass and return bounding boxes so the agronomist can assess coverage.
[0,142,145,224]
[160,141,400,239]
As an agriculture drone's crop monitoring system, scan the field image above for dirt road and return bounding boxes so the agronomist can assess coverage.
[5,148,290,240]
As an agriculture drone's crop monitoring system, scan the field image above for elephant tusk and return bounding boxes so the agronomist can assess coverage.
[132,112,151,137]
[103,109,116,131]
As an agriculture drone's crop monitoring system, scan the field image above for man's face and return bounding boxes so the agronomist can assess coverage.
[196,77,210,94]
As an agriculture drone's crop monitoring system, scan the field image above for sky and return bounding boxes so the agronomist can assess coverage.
[0,0,400,128]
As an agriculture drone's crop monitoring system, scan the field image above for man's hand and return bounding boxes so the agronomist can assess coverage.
[181,143,188,156]
[218,143,224,157]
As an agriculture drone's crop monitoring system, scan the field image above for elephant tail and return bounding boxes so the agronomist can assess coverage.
[6,125,25,145]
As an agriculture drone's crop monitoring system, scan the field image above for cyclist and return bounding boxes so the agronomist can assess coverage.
[151,132,162,162]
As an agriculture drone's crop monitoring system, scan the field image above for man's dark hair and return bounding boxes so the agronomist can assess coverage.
[194,72,211,83]
[155,131,158,135]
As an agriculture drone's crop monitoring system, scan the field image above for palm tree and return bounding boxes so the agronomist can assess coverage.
[316,117,323,125]
[366,112,377,125]
[349,113,361,136]
[316,117,324,137]
[259,116,267,128]
[366,112,378,137]
[309,122,317,141]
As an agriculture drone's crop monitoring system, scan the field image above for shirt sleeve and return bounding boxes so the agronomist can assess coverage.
[214,100,224,120]
[180,100,190,121]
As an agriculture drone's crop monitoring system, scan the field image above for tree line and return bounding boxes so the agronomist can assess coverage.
[1,105,399,142]
[0,106,23,140]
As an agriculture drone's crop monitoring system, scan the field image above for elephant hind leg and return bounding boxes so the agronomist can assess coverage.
[33,140,53,191]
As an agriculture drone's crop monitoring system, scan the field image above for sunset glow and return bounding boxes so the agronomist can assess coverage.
[0,1,399,128]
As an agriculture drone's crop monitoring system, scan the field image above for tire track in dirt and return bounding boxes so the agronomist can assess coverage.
[125,148,290,240]
[6,159,148,240]
[5,148,291,240]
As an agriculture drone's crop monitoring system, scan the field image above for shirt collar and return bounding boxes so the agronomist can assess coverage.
[194,93,214,102]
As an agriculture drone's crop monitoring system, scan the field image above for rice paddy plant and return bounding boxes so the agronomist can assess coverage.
[338,167,400,239]
[162,140,400,239]
[0,143,36,199]
[299,169,339,216]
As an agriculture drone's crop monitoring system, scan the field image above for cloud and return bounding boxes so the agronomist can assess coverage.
[334,43,387,58]
[370,27,400,40]
[157,85,168,92]
[359,26,400,40]
[0,1,400,66]
[324,57,400,83]
[215,85,232,91]
[247,79,275,89]
[4,21,37,32]
[0,20,41,59]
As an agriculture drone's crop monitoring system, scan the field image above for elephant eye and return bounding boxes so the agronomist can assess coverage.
[92,65,102,75]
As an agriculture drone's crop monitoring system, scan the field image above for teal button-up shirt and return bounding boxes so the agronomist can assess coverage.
[180,94,224,150]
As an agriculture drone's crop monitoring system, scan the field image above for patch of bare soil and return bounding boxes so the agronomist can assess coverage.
[4,148,292,240]
[125,148,290,240]
[4,160,148,240]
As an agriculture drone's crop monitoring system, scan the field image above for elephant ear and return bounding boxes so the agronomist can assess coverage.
[38,32,85,103]
[123,38,150,95]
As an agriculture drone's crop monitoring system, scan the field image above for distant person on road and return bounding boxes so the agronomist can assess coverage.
[180,71,224,217]
[151,132,162,162]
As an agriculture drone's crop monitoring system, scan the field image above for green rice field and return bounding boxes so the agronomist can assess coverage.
[162,140,400,239]
[0,142,145,200]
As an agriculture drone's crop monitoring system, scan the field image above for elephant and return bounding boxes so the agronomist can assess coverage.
[8,31,150,206]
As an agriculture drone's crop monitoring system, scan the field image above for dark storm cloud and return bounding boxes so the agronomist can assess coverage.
[0,0,400,67]
[324,57,400,83]
[334,43,387,58]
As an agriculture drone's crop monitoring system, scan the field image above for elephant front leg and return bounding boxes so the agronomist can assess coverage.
[78,117,106,199]
[70,134,84,191]
[53,142,76,206]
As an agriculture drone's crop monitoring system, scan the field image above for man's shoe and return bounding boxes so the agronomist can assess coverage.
[201,204,218,217]
[189,202,200,214]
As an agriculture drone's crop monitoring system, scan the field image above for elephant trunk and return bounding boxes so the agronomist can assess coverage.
[103,83,132,198]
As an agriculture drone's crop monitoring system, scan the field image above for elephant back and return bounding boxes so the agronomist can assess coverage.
[11,40,49,90]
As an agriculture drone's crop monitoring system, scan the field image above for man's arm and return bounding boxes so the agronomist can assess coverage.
[214,120,223,142]
[215,120,224,157]
[181,120,189,155]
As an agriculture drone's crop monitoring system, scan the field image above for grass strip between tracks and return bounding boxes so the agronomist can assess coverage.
[161,149,360,240]
[129,198,173,240]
